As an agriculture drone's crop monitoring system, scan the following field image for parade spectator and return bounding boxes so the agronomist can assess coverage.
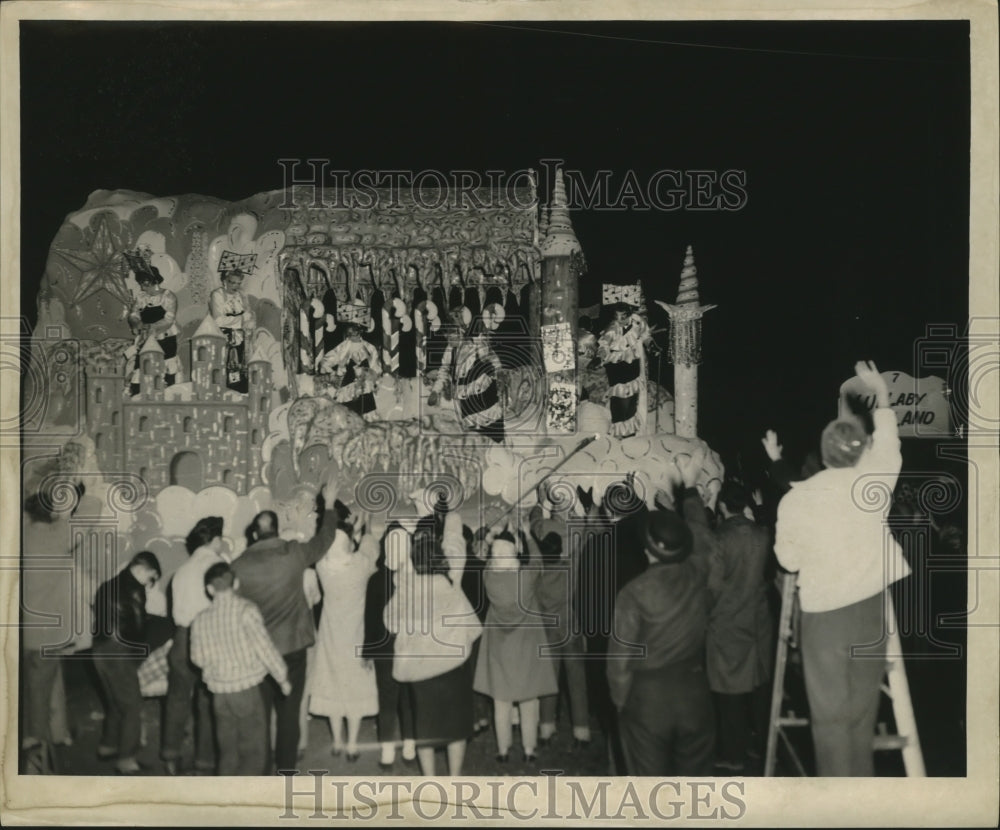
[774,360,911,776]
[707,482,775,772]
[92,551,162,774]
[231,469,339,773]
[473,523,558,763]
[308,512,380,761]
[161,516,227,775]
[607,450,719,776]
[530,483,591,749]
[363,522,417,769]
[384,509,482,776]
[20,486,80,772]
[190,562,290,776]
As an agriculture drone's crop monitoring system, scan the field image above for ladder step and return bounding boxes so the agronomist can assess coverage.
[777,716,810,727]
[873,735,909,751]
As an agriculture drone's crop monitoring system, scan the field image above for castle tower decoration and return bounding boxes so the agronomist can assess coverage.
[79,312,270,497]
[191,313,228,400]
[656,245,716,438]
[540,168,586,433]
[138,337,166,402]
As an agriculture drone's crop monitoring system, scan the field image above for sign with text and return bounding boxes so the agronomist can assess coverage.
[839,371,952,437]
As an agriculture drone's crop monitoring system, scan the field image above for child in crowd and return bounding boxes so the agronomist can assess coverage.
[190,562,291,776]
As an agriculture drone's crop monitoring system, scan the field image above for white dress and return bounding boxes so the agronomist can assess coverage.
[308,530,379,720]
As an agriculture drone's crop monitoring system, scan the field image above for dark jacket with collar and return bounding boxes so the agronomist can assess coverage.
[92,567,150,658]
[232,508,338,656]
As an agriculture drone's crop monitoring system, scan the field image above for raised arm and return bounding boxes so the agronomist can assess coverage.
[297,470,343,566]
[854,361,902,485]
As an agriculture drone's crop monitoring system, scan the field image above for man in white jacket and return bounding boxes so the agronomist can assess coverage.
[775,360,911,776]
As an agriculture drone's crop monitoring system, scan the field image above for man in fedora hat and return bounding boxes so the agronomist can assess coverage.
[606,448,720,776]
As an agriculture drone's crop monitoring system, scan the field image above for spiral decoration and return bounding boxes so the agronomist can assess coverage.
[543,478,578,515]
[916,473,963,515]
[851,476,896,514]
[355,476,399,515]
[107,475,150,515]
[38,477,82,515]
[421,474,464,514]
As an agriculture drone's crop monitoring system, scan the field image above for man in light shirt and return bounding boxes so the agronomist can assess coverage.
[161,516,227,775]
[775,360,911,776]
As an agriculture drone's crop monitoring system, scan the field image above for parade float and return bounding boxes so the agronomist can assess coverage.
[23,167,724,606]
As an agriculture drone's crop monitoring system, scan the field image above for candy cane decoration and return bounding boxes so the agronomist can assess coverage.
[414,303,427,376]
[382,300,402,376]
[310,297,325,373]
[299,306,312,373]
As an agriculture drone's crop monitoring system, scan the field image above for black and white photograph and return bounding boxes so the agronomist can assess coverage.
[1,1,997,825]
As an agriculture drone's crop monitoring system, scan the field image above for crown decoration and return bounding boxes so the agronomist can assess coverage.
[218,250,258,274]
[122,246,156,279]
[602,282,642,307]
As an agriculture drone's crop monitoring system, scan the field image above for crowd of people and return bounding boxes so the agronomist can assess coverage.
[20,360,920,778]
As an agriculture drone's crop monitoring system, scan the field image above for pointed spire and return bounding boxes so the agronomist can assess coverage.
[248,337,270,365]
[541,167,581,257]
[193,313,225,340]
[676,245,700,305]
[140,336,164,356]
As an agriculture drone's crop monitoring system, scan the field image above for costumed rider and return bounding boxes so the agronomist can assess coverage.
[210,267,256,394]
[595,302,650,439]
[429,306,506,444]
[125,251,181,396]
[319,316,383,421]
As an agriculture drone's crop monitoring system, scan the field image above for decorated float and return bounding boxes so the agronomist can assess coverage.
[23,167,724,607]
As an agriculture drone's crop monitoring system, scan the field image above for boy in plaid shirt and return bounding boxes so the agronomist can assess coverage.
[191,563,291,775]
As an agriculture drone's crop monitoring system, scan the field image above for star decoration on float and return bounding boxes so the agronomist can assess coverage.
[51,211,134,312]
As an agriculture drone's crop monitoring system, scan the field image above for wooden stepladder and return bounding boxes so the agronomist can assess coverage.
[764,572,926,776]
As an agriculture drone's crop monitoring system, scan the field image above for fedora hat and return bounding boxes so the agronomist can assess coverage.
[642,509,693,564]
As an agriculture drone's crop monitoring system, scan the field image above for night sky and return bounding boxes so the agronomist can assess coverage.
[19,20,970,473]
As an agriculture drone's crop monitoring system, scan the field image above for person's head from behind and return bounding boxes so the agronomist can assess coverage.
[820,418,870,469]
[186,516,225,554]
[250,510,279,542]
[717,481,750,520]
[129,550,161,588]
[411,515,449,579]
[488,529,522,571]
[204,561,238,599]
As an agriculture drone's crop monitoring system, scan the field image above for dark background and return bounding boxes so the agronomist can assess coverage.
[19,20,970,474]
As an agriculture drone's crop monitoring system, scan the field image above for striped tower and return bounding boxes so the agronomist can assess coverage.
[656,245,717,438]
[540,167,585,434]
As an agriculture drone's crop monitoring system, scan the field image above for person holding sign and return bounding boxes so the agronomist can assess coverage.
[774,360,911,776]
